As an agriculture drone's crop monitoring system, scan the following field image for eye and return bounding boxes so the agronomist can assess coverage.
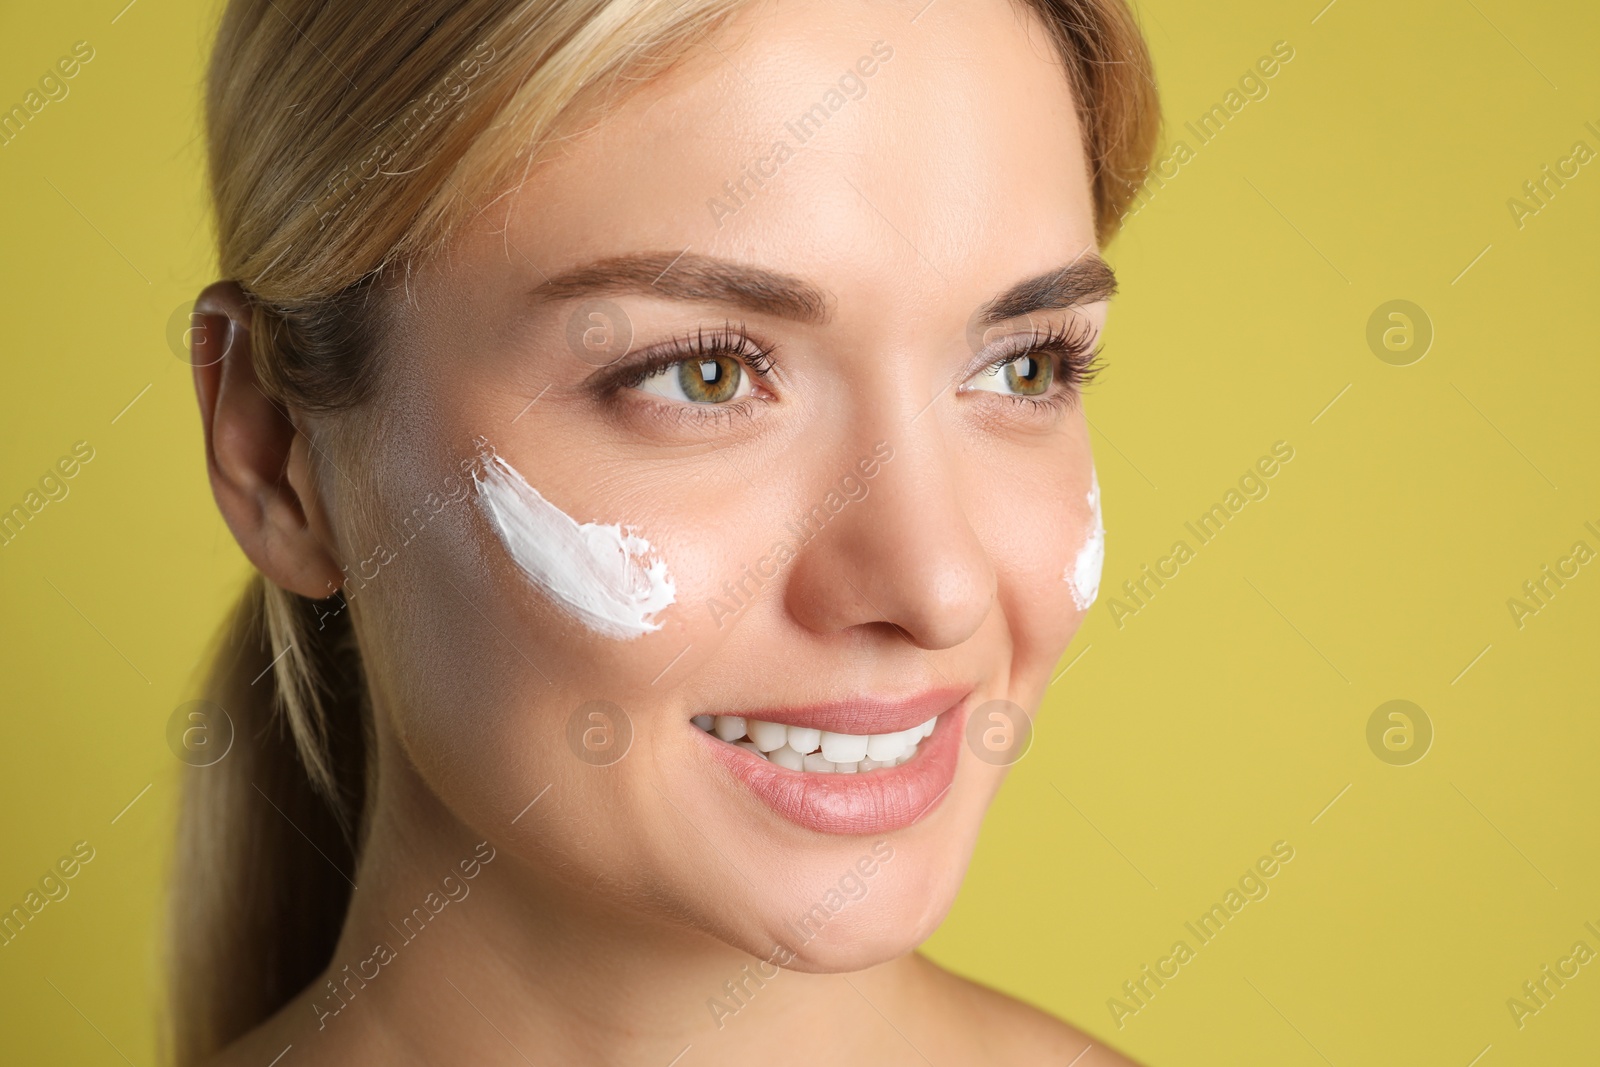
[969,352,1055,397]
[961,317,1103,409]
[634,353,753,404]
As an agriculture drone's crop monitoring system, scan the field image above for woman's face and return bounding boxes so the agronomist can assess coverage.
[335,0,1107,970]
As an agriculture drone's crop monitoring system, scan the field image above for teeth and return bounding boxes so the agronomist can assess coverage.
[768,744,806,771]
[803,753,837,773]
[747,719,789,752]
[787,727,822,755]
[820,730,869,764]
[865,730,909,763]
[694,713,936,773]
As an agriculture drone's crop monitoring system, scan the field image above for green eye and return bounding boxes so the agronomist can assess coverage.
[1006,354,1053,395]
[636,354,749,404]
[972,353,1055,397]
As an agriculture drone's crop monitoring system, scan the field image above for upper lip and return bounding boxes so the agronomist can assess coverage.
[705,685,973,735]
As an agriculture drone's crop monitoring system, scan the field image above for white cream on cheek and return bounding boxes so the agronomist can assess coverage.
[1066,467,1104,610]
[473,445,675,639]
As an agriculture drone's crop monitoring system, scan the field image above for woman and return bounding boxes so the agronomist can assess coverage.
[173,0,1159,1063]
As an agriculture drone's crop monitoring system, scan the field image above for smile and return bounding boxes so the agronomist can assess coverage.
[693,687,972,835]
[692,713,937,773]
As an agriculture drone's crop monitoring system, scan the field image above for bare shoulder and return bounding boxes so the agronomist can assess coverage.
[905,952,1145,1066]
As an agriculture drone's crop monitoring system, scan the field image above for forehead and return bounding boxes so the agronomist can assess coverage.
[461,0,1096,317]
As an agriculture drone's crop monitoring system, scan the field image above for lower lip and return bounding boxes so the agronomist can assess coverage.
[698,698,968,835]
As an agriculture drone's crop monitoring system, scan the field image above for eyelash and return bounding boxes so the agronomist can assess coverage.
[977,317,1105,411]
[597,317,1102,420]
[593,322,776,426]
[609,321,771,394]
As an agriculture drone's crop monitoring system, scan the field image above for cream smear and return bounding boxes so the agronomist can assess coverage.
[1066,468,1104,610]
[474,446,675,639]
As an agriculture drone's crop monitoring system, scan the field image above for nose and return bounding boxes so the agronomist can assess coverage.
[781,428,995,651]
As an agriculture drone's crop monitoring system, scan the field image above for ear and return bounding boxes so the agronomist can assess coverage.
[190,281,345,600]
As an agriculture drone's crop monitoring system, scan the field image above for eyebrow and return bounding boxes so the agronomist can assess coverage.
[531,250,1116,327]
[975,255,1117,327]
[533,251,831,324]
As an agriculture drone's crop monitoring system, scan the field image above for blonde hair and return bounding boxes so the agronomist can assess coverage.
[170,1,1160,1061]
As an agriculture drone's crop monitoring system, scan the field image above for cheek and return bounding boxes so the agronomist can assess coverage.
[979,458,1100,666]
[348,438,792,751]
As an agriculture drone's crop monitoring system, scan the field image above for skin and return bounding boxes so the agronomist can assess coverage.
[192,0,1138,1064]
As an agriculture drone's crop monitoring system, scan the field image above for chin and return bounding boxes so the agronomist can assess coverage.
[750,848,974,973]
[680,701,997,971]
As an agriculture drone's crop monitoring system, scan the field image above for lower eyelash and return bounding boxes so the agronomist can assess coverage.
[1004,389,1075,413]
[656,397,765,428]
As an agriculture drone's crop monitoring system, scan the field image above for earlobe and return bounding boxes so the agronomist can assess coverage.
[190,281,345,600]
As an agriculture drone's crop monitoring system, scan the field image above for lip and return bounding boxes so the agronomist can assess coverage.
[698,688,971,835]
[701,685,972,736]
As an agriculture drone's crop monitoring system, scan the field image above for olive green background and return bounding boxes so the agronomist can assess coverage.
[2,1,1596,1064]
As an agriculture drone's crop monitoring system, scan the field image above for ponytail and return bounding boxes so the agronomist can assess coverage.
[167,577,368,1065]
